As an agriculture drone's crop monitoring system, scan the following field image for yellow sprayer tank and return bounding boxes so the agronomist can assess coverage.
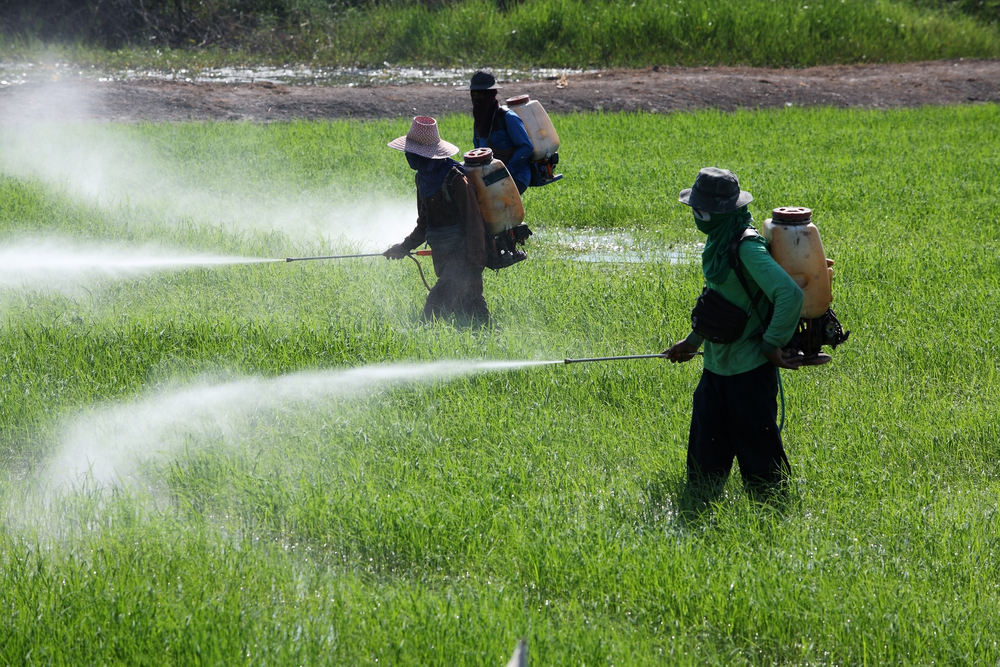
[462,148,525,235]
[505,95,560,161]
[762,207,833,318]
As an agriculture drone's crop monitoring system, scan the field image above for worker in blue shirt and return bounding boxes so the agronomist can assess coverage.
[468,68,533,194]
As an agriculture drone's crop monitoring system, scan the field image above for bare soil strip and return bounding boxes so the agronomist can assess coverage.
[2,59,998,123]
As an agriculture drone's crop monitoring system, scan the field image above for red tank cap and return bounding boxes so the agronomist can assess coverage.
[771,206,812,223]
[463,147,493,165]
[506,94,530,107]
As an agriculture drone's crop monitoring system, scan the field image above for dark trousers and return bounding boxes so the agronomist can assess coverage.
[424,253,489,320]
[687,363,789,492]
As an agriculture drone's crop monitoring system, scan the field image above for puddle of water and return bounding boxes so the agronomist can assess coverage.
[123,64,587,87]
[0,61,95,86]
[545,229,700,265]
[573,250,688,264]
[0,61,588,87]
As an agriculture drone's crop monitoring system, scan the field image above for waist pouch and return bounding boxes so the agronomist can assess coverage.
[691,287,761,344]
[425,223,464,254]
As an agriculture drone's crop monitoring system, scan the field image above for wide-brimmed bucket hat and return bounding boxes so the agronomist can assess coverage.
[468,68,501,91]
[678,167,753,213]
[387,116,459,159]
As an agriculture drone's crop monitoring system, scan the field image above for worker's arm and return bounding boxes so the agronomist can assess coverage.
[399,220,427,252]
[740,241,805,368]
[664,334,702,362]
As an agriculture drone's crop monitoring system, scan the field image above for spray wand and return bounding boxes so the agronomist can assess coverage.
[284,249,434,291]
[563,352,702,364]
[285,249,433,262]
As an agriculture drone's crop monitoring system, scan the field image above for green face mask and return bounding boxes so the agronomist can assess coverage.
[696,206,754,284]
[693,208,722,235]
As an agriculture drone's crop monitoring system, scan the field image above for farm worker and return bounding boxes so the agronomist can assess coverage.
[468,68,533,195]
[383,116,490,321]
[664,167,805,499]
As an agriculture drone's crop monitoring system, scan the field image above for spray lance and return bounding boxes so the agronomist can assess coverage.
[563,352,701,364]
[284,249,435,290]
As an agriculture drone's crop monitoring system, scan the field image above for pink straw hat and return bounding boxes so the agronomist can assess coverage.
[388,116,459,159]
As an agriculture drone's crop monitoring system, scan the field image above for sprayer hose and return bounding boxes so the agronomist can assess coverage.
[408,253,432,292]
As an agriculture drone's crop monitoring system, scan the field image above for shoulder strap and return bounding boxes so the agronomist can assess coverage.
[442,167,462,205]
[728,227,767,316]
[492,106,509,133]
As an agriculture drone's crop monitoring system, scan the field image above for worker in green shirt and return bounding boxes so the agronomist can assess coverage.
[665,167,805,498]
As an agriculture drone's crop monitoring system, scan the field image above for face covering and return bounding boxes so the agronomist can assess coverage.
[405,152,425,171]
[472,91,500,139]
[696,205,758,284]
[406,152,463,198]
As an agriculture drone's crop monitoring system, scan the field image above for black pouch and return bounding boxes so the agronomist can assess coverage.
[691,287,752,344]
[690,227,771,344]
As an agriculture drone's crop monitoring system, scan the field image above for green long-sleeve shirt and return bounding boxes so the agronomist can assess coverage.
[686,237,804,376]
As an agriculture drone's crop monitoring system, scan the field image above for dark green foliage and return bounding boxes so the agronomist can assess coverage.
[0,0,996,63]
[0,0,298,47]
[914,0,1000,24]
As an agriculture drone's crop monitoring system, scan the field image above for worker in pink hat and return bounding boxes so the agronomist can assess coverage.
[384,116,490,321]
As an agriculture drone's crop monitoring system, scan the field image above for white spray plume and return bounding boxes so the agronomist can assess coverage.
[0,238,278,292]
[0,82,416,248]
[45,360,558,493]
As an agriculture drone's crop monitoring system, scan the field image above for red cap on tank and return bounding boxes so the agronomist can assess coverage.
[463,147,493,165]
[771,206,812,223]
[506,95,530,107]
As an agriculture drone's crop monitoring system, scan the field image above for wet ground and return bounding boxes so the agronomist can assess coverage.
[547,229,697,265]
[0,61,584,87]
[1,59,997,123]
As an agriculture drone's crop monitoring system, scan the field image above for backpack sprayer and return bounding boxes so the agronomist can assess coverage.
[463,148,533,270]
[762,207,849,363]
[505,95,563,187]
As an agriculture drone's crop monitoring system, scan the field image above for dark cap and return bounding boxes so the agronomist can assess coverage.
[469,68,500,91]
[678,167,753,213]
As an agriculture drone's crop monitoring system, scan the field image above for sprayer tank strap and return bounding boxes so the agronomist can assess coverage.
[484,107,516,164]
[728,227,771,323]
[442,167,461,204]
[491,105,509,133]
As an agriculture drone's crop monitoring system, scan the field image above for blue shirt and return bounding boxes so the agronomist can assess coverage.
[473,109,533,188]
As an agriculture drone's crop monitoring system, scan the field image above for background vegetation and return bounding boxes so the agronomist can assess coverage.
[1,105,999,663]
[1,0,998,69]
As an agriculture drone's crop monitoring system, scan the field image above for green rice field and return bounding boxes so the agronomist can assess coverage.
[1,104,999,663]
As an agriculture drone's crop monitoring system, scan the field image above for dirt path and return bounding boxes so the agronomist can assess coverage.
[2,59,998,123]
